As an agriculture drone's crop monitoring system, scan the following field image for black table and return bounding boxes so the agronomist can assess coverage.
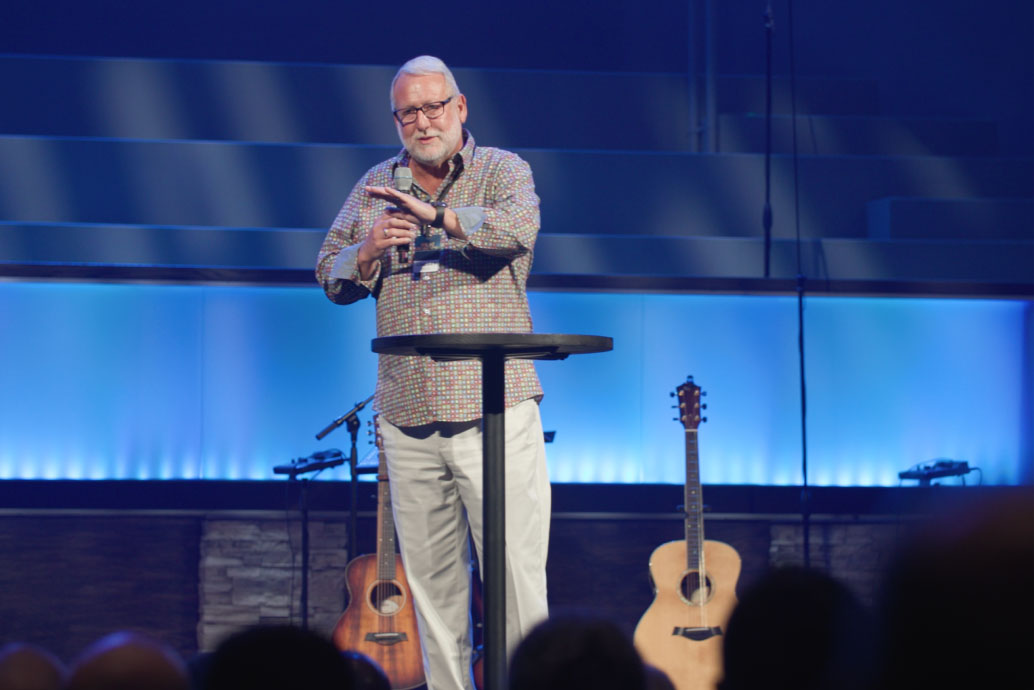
[372,333,613,690]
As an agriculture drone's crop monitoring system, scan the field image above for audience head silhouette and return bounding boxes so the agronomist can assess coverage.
[509,616,647,690]
[0,643,65,690]
[340,651,390,690]
[875,493,1033,690]
[643,663,677,690]
[65,632,188,690]
[201,625,354,690]
[719,566,875,690]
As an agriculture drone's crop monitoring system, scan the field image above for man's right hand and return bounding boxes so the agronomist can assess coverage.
[357,211,419,279]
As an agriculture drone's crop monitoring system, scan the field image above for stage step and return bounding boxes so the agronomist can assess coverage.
[715,74,881,117]
[868,197,1034,241]
[720,114,1000,157]
[0,136,1029,241]
[2,221,1030,292]
[0,56,885,152]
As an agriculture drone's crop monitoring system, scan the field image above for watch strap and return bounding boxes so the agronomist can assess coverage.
[430,202,447,228]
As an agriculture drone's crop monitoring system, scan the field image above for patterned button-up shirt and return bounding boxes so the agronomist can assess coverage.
[316,131,543,427]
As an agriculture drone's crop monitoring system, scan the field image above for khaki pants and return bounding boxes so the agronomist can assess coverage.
[380,399,551,690]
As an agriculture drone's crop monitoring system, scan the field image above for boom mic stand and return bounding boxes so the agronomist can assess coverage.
[786,0,811,570]
[315,393,375,567]
[763,0,774,278]
[762,0,810,567]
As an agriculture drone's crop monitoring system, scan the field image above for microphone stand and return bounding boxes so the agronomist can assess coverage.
[763,0,774,278]
[298,475,311,629]
[787,0,811,570]
[762,0,810,566]
[315,394,374,568]
[316,394,373,441]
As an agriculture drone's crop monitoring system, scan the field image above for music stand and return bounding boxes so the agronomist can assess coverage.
[372,333,612,690]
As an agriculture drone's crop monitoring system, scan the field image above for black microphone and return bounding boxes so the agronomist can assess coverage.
[314,393,374,440]
[393,166,414,264]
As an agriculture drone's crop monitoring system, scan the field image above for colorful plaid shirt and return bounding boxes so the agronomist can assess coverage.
[316,132,543,427]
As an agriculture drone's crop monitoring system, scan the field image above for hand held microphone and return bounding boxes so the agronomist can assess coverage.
[393,167,414,265]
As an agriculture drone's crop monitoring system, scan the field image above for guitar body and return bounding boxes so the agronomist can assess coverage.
[634,539,741,690]
[333,553,424,690]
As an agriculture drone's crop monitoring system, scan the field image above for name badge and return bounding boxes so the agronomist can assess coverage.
[412,232,442,275]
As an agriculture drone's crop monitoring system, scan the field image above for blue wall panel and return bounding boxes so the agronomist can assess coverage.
[1,282,1028,485]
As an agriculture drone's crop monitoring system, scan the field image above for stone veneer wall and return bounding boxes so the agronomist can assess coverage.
[768,520,901,606]
[197,514,352,651]
[195,515,905,649]
[194,513,903,653]
[0,512,905,658]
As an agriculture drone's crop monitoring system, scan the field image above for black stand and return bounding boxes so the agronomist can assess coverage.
[274,449,347,628]
[315,395,375,563]
[297,476,311,629]
[761,0,811,568]
[372,333,612,690]
[784,0,811,570]
[762,0,774,278]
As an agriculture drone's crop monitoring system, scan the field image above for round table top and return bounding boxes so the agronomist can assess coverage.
[372,333,613,361]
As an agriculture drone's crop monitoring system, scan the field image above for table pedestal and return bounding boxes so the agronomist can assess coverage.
[372,333,612,690]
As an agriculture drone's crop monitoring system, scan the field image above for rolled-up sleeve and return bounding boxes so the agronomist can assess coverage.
[460,155,539,259]
[316,176,382,304]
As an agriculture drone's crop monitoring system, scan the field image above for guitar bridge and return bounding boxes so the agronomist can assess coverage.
[365,632,408,645]
[672,626,722,641]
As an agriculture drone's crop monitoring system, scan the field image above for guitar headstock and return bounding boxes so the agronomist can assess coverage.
[371,414,384,450]
[673,376,706,430]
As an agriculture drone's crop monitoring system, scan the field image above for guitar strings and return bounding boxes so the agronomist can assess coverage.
[376,418,394,636]
[686,427,709,630]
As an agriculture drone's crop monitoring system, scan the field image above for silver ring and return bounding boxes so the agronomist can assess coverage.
[383,228,390,238]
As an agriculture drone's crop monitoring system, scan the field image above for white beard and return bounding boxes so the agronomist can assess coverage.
[404,125,462,167]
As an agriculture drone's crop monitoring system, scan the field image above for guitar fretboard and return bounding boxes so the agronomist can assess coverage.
[684,428,705,572]
[375,451,398,581]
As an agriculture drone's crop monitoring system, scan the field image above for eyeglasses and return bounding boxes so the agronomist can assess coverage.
[392,97,454,126]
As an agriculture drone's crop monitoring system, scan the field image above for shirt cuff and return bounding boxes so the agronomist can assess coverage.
[331,243,380,287]
[454,206,485,235]
[454,207,485,258]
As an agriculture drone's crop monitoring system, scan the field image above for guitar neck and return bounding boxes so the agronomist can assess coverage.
[375,446,398,580]
[684,428,705,572]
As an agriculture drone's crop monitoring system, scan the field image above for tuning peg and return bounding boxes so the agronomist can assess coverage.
[701,390,707,396]
[701,403,708,410]
[702,416,708,423]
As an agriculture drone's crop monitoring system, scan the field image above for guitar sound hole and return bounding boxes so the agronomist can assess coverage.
[368,581,405,615]
[680,571,712,605]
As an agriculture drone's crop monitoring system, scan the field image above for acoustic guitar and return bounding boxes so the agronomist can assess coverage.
[633,377,741,690]
[333,418,425,690]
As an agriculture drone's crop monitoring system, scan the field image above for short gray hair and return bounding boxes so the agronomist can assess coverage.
[390,55,461,109]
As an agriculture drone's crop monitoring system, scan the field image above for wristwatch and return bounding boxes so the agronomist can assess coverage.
[430,201,447,228]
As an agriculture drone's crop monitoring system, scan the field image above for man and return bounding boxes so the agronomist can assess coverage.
[316,55,550,690]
